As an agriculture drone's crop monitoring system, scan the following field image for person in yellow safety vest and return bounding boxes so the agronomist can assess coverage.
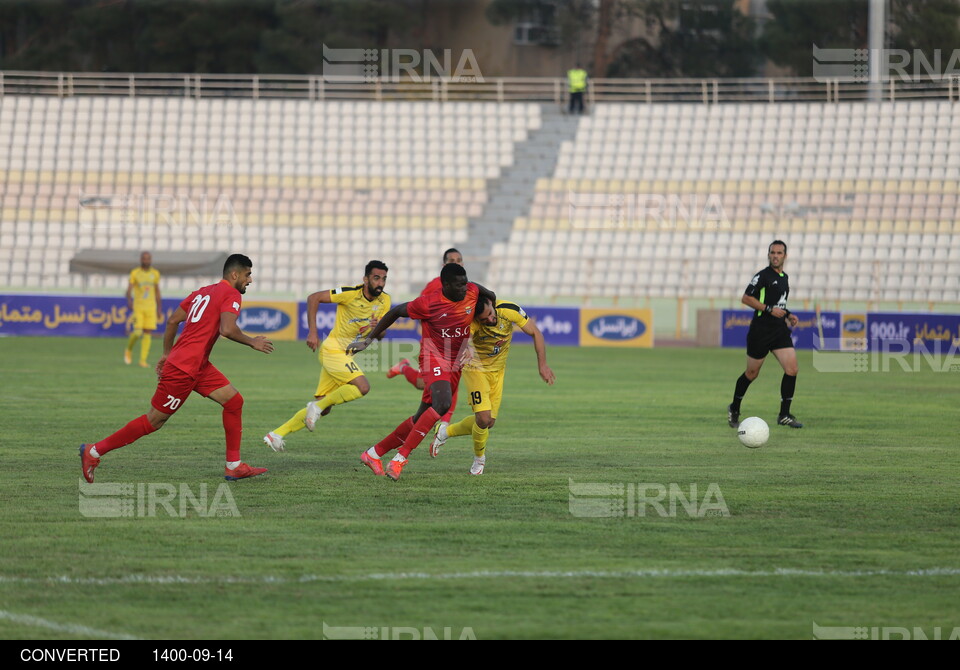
[567,64,587,115]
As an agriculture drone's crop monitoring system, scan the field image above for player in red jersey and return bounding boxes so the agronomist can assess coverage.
[79,254,274,483]
[349,263,495,481]
[385,247,463,426]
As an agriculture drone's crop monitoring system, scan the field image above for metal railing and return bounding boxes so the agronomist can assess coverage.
[2,70,960,103]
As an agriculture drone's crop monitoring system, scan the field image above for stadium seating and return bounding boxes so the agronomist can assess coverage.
[487,101,960,304]
[0,96,539,294]
[2,94,958,303]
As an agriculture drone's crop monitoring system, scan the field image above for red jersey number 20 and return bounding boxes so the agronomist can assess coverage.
[187,294,211,324]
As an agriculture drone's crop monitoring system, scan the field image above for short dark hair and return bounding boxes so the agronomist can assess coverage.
[442,248,461,264]
[365,260,388,276]
[223,253,252,276]
[769,240,787,254]
[440,262,467,283]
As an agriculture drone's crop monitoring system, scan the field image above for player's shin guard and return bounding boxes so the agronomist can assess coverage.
[275,408,308,437]
[95,414,157,455]
[471,422,489,458]
[222,393,244,462]
[374,417,415,457]
[317,383,363,410]
[780,374,796,416]
[732,373,753,412]
[397,408,441,458]
[140,333,152,364]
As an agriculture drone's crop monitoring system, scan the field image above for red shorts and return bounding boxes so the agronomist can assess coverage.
[150,361,231,414]
[419,354,461,405]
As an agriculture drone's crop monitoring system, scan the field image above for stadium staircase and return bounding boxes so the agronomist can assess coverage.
[460,106,579,284]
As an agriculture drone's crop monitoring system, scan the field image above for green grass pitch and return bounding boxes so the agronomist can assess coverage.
[0,336,958,639]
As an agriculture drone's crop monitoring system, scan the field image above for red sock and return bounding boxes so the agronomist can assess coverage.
[402,366,420,387]
[95,415,157,455]
[398,407,440,458]
[374,417,414,457]
[222,393,243,462]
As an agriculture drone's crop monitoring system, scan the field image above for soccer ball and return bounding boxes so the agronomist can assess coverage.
[737,417,769,449]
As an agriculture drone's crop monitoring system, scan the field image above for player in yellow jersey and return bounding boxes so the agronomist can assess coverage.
[430,297,555,474]
[124,251,163,368]
[263,261,390,451]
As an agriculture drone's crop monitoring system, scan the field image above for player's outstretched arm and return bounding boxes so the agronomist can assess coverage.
[347,302,408,354]
[520,318,555,385]
[220,311,274,354]
[157,306,187,376]
[305,289,332,352]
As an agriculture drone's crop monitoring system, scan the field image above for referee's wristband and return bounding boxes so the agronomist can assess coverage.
[764,305,773,314]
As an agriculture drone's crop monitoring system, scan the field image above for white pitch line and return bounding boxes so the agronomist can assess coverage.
[1,567,959,586]
[0,610,140,640]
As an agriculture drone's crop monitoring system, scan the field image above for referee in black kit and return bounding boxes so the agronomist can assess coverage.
[727,240,803,429]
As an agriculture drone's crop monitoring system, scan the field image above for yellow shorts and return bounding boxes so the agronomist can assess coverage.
[133,306,158,331]
[463,368,505,418]
[315,348,365,398]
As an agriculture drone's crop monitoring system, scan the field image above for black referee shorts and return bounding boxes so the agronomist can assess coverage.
[746,325,794,360]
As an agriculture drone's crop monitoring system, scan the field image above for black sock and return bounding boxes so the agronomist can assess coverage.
[732,374,752,412]
[780,374,797,416]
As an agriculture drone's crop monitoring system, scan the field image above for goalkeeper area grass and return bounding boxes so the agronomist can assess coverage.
[1,337,958,639]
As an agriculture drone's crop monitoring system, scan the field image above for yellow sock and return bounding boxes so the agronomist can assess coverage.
[140,333,152,364]
[471,422,489,458]
[275,408,308,437]
[126,331,141,353]
[317,383,363,410]
[446,415,475,438]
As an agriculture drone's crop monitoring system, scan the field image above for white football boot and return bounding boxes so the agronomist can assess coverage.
[304,401,321,431]
[470,455,485,476]
[263,431,286,452]
[429,422,448,458]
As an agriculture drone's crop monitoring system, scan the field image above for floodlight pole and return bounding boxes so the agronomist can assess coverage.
[868,0,886,101]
